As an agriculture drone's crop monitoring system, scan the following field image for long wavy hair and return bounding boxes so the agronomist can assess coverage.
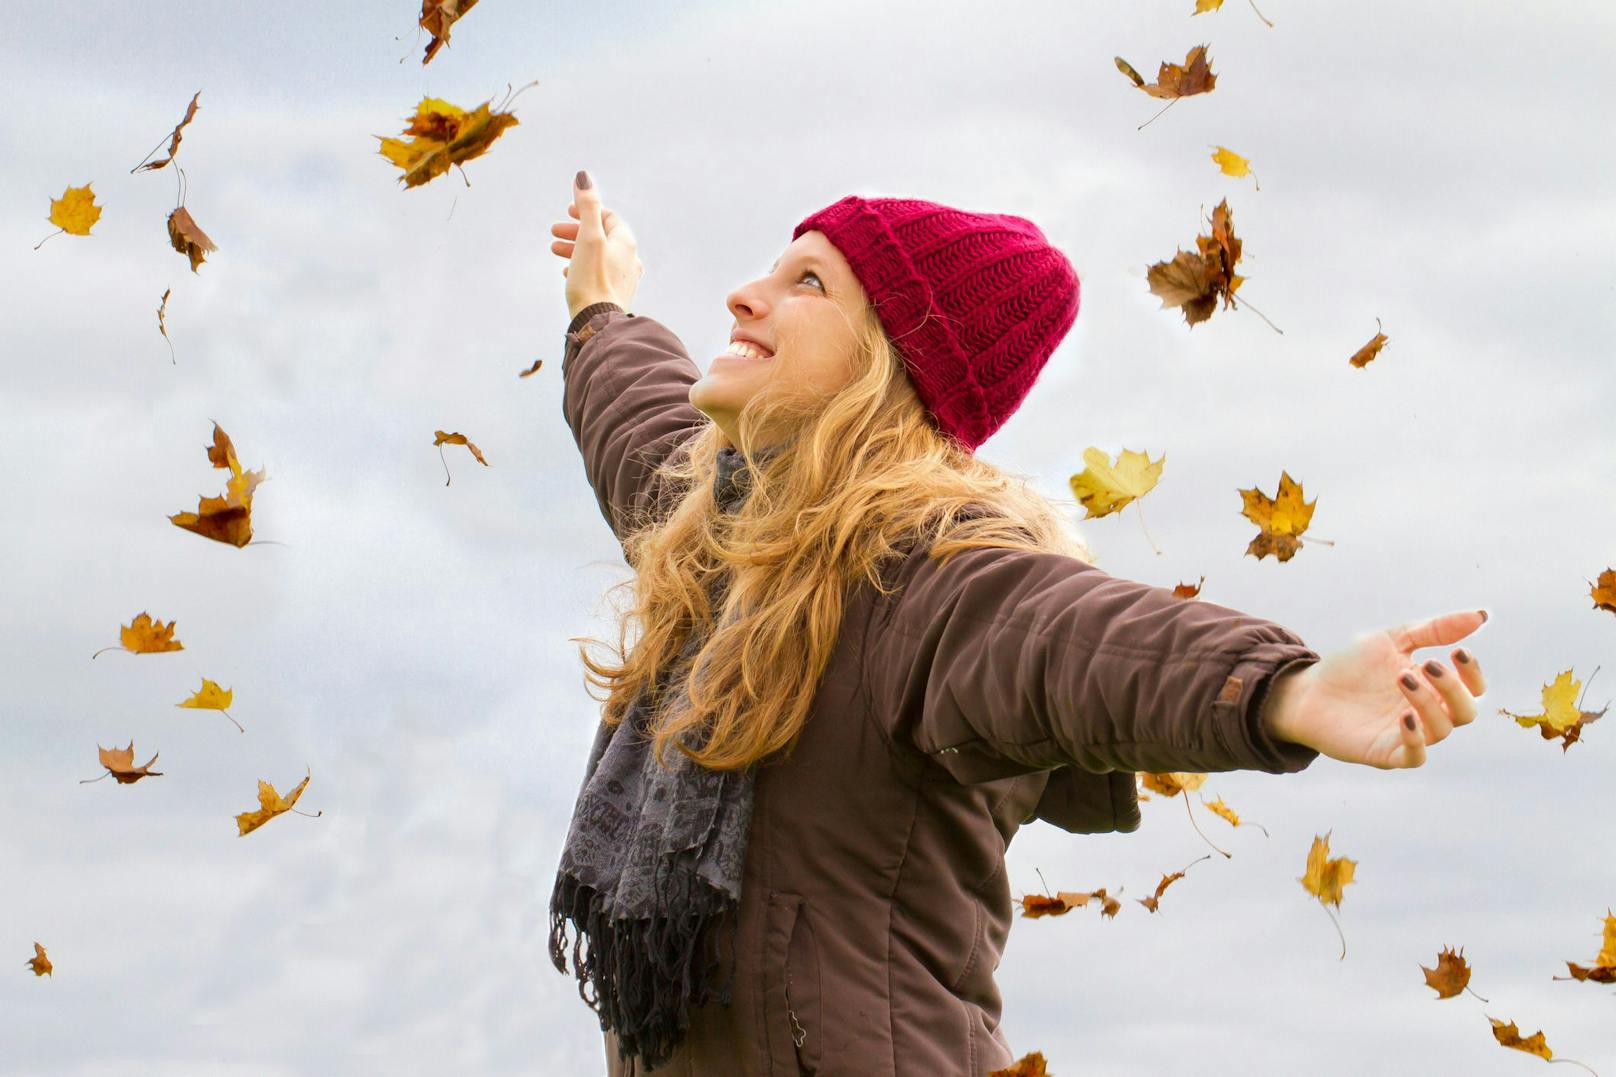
[572,297,1096,772]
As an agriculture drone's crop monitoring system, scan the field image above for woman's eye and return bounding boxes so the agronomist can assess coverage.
[799,270,824,290]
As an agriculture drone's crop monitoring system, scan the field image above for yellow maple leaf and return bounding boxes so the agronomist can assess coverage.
[1348,317,1390,368]
[1299,832,1357,908]
[1500,668,1608,751]
[1560,910,1616,984]
[235,771,318,836]
[1209,145,1259,189]
[1200,795,1239,825]
[169,422,267,548]
[1487,1017,1552,1061]
[89,612,184,658]
[48,183,102,236]
[1068,446,1163,519]
[1139,771,1206,797]
[1239,471,1317,562]
[176,677,243,732]
[1591,568,1616,614]
[377,96,519,189]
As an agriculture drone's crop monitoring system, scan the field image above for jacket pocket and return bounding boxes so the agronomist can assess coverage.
[761,889,822,1074]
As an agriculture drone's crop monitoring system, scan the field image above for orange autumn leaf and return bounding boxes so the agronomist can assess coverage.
[91,741,164,785]
[132,91,201,172]
[1239,471,1317,562]
[434,429,489,485]
[236,770,320,836]
[420,0,479,64]
[1299,832,1357,909]
[176,677,243,733]
[91,611,184,658]
[25,942,52,977]
[169,422,266,548]
[1172,576,1204,599]
[48,183,102,237]
[1486,1017,1553,1061]
[1557,911,1616,984]
[1139,772,1206,797]
[1067,447,1164,519]
[157,286,175,365]
[989,1051,1050,1077]
[1114,44,1217,100]
[1421,945,1474,1000]
[1589,569,1616,615]
[377,95,519,189]
[1137,855,1210,913]
[1348,317,1390,368]
[1200,796,1239,826]
[167,206,218,273]
[517,357,544,378]
[1146,198,1245,327]
[1499,668,1608,752]
[1020,888,1121,919]
[1193,0,1275,26]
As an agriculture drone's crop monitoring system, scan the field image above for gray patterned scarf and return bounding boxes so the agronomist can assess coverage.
[548,443,780,1072]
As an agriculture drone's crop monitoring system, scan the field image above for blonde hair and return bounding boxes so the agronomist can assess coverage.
[573,298,1094,771]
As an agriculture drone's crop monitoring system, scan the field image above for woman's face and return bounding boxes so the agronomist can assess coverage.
[689,229,869,448]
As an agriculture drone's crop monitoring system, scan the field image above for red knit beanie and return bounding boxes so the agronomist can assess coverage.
[792,195,1081,454]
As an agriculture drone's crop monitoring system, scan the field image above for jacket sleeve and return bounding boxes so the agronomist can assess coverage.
[560,302,712,551]
[864,543,1323,783]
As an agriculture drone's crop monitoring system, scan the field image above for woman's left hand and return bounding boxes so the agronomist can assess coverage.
[1263,609,1489,769]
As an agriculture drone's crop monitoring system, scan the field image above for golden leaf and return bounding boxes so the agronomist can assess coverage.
[1172,576,1205,599]
[1067,447,1164,519]
[1561,911,1616,984]
[170,422,265,548]
[1298,832,1356,908]
[176,677,232,710]
[49,183,102,236]
[376,96,519,189]
[1499,668,1608,751]
[1210,145,1258,189]
[120,612,184,654]
[25,942,52,977]
[235,771,317,836]
[1201,796,1240,826]
[96,741,164,785]
[1348,318,1390,368]
[1239,470,1316,562]
[1589,568,1616,615]
[420,0,479,64]
[434,429,489,486]
[989,1051,1050,1077]
[1420,945,1472,999]
[1115,44,1217,100]
[1139,772,1206,797]
[1487,1017,1552,1061]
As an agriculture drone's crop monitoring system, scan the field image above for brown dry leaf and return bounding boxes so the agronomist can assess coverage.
[989,1051,1050,1077]
[1193,0,1275,25]
[1499,668,1608,751]
[96,741,164,785]
[1020,888,1120,920]
[1139,772,1206,797]
[1589,569,1616,615]
[420,0,479,64]
[1348,318,1390,368]
[170,422,266,548]
[167,206,218,273]
[376,95,519,189]
[25,942,52,977]
[434,429,489,486]
[1239,471,1316,562]
[517,358,544,378]
[1136,855,1209,913]
[117,612,184,655]
[1146,198,1245,327]
[48,183,102,236]
[1421,945,1473,999]
[1486,1017,1553,1061]
[1210,145,1259,189]
[1559,911,1616,984]
[176,677,244,732]
[133,91,201,172]
[1114,44,1217,99]
[235,770,319,836]
[1172,576,1204,599]
[157,287,176,364]
[1067,447,1164,519]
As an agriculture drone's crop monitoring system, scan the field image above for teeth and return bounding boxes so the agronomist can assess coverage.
[726,341,771,360]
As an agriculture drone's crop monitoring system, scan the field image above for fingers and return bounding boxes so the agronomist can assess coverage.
[1394,608,1489,652]
[1452,646,1487,698]
[1397,668,1454,742]
[574,171,605,237]
[1392,710,1428,769]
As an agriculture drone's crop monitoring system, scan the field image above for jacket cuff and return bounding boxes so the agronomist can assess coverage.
[567,301,625,338]
[1211,645,1322,774]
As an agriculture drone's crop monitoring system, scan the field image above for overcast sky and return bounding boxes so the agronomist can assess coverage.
[4,1,1614,1074]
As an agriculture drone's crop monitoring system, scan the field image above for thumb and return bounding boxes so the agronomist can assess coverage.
[574,170,604,237]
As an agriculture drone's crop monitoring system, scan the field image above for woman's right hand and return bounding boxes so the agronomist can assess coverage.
[551,170,643,321]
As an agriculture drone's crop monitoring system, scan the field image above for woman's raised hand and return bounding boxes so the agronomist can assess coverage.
[551,170,644,321]
[1263,609,1490,769]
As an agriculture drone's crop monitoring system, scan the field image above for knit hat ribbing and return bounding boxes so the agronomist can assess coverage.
[792,195,1081,453]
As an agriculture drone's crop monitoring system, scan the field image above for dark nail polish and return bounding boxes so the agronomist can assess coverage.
[1400,672,1420,691]
[1477,609,1488,623]
[1423,660,1444,678]
[1456,649,1472,664]
[1403,714,1418,731]
[576,169,592,190]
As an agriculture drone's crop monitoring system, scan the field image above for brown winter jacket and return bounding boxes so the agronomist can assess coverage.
[560,302,1323,1076]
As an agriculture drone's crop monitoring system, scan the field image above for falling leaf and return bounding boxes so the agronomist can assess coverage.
[433,429,489,485]
[1114,44,1217,99]
[1068,447,1164,519]
[1172,576,1204,599]
[235,770,319,836]
[1201,796,1240,826]
[420,0,479,64]
[169,422,266,548]
[1558,911,1616,984]
[1299,833,1357,909]
[93,741,164,785]
[989,1052,1050,1077]
[1486,1017,1553,1061]
[517,358,544,378]
[48,183,102,236]
[376,95,519,189]
[25,942,51,977]
[1193,0,1275,26]
[1139,772,1206,797]
[1588,569,1616,615]
[167,206,218,273]
[90,612,184,658]
[176,677,243,732]
[1020,888,1121,919]
[1349,317,1390,368]
[156,287,176,364]
[1136,855,1210,913]
[1499,668,1608,751]
[1239,471,1316,562]
[1210,145,1259,189]
[1146,198,1245,327]
[132,91,201,172]
[1421,945,1474,999]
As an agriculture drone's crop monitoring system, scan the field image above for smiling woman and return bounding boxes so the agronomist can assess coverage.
[544,172,1487,1076]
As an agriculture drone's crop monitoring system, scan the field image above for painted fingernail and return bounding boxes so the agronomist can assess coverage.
[1403,713,1418,731]
[1477,609,1488,622]
[1456,649,1472,664]
[1400,672,1421,691]
[1424,660,1444,678]
[576,169,592,189]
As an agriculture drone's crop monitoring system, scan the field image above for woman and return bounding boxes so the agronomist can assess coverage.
[546,170,1488,1076]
